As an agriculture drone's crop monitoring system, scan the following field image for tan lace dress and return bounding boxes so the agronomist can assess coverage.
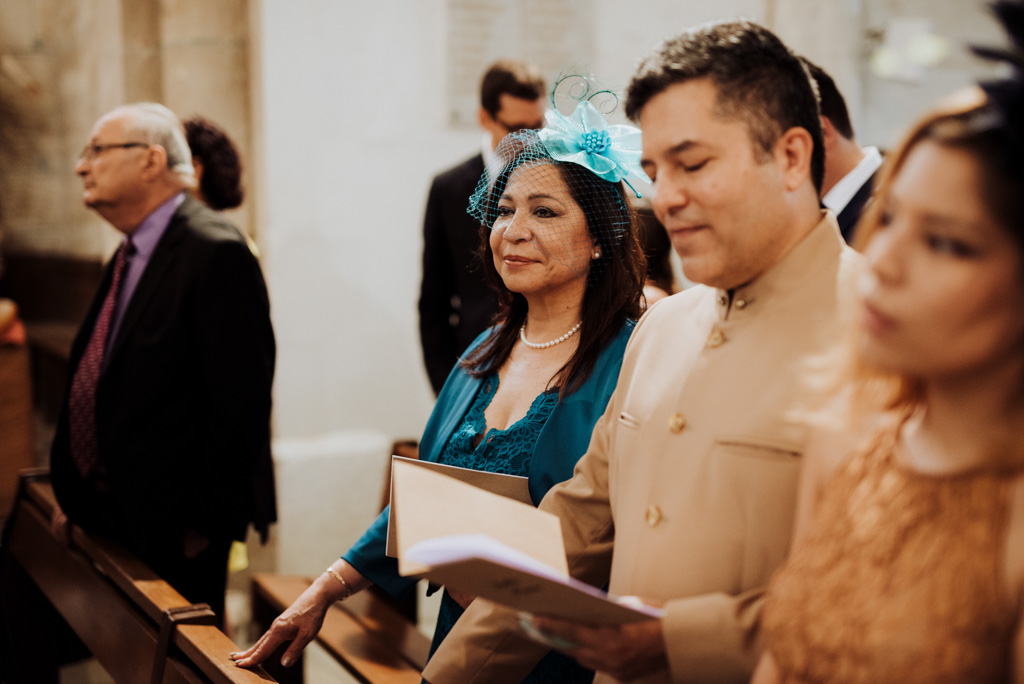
[761,416,1021,683]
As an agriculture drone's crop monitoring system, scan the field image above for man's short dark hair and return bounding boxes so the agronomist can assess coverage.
[625,20,824,193]
[800,57,855,140]
[480,59,546,117]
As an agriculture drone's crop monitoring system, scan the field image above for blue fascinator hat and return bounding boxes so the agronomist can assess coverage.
[468,75,649,275]
[538,98,648,196]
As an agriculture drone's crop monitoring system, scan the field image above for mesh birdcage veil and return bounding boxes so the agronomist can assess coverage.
[468,85,649,278]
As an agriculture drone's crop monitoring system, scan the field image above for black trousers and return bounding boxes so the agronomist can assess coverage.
[133,532,233,619]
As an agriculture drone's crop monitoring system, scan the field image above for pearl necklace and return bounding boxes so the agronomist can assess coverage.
[519,321,582,349]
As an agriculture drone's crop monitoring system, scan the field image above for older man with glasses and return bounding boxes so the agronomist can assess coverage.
[5,102,277,674]
[57,101,276,608]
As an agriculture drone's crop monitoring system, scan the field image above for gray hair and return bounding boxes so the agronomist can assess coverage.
[112,103,195,185]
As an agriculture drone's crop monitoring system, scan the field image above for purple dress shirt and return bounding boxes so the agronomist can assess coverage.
[104,192,186,366]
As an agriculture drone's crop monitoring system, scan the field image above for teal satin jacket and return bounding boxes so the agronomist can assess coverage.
[342,320,635,597]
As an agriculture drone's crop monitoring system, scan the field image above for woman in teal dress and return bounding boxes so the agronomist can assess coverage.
[234,96,649,682]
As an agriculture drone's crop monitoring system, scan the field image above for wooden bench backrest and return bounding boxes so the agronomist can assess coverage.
[5,471,274,684]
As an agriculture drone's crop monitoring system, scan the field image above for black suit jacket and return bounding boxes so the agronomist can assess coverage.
[418,153,498,395]
[51,196,276,551]
[836,171,877,245]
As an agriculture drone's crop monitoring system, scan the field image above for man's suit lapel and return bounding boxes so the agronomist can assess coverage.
[104,202,188,367]
[468,153,484,180]
[837,171,877,244]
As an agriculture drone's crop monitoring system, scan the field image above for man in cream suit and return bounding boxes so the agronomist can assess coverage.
[423,21,861,684]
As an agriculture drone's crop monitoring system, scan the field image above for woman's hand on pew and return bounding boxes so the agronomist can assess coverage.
[231,577,334,668]
[231,561,369,669]
[50,505,70,546]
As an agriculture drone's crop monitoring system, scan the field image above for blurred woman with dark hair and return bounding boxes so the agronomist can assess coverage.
[183,116,244,211]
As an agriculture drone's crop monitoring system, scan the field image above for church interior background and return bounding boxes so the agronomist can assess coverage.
[0,0,1005,681]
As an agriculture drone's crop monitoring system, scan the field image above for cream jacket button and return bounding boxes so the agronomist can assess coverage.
[734,298,748,309]
[645,505,663,527]
[668,413,687,433]
[706,329,726,348]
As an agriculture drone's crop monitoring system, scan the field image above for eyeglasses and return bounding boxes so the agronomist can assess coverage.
[78,142,150,162]
[494,116,545,134]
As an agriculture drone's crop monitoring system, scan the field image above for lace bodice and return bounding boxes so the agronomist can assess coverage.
[439,374,558,476]
[762,416,1021,683]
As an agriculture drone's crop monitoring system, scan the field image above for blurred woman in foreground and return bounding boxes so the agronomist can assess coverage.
[755,4,1024,681]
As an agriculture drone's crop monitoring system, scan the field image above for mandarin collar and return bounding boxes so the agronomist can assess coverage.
[713,211,844,320]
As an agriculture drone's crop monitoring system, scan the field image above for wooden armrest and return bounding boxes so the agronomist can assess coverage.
[24,320,79,360]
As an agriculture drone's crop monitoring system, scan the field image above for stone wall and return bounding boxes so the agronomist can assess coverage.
[0,0,255,263]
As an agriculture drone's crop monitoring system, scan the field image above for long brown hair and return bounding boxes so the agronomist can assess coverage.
[461,161,646,396]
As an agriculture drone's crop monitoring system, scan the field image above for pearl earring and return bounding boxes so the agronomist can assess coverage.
[592,248,601,259]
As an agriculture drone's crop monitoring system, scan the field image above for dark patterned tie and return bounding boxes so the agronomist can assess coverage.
[68,239,134,478]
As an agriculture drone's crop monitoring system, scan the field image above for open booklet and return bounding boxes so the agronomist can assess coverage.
[390,458,663,626]
[385,455,533,558]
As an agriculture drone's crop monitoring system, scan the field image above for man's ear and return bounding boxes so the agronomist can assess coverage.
[141,144,170,180]
[774,126,814,192]
[477,107,493,130]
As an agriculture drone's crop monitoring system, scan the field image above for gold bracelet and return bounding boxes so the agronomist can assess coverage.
[325,565,354,599]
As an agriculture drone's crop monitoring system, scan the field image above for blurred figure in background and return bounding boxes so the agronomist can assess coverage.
[802,57,882,245]
[635,204,675,307]
[50,103,275,621]
[184,115,245,211]
[184,115,259,258]
[2,102,275,683]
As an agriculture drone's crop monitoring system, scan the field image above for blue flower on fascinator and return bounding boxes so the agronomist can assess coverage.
[538,101,649,196]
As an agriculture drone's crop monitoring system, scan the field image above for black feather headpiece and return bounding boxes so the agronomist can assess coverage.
[971,1,1024,178]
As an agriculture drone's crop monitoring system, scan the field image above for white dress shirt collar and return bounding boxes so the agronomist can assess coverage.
[822,146,882,213]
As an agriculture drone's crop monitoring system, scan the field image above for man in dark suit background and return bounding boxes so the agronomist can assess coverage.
[803,58,882,244]
[418,59,546,394]
[49,102,276,621]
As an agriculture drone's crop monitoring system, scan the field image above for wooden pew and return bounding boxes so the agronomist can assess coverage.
[3,470,275,684]
[0,342,33,518]
[250,574,430,684]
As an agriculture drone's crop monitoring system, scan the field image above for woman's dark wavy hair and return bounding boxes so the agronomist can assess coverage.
[184,116,244,211]
[461,158,646,397]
